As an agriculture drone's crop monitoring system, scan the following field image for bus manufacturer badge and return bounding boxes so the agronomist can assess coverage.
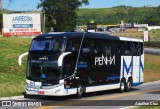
[39,56,48,60]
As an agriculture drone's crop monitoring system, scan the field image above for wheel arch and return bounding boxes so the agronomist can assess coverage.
[121,77,126,83]
[79,80,86,93]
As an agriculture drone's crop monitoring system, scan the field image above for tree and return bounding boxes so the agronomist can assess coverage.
[37,0,89,32]
[144,7,160,26]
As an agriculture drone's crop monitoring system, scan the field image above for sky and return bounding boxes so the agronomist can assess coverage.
[3,0,160,11]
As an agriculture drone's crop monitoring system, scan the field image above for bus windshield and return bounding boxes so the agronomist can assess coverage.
[27,60,61,81]
[30,39,65,52]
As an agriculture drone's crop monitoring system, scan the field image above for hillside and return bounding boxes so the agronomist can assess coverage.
[0,37,32,97]
[77,6,160,25]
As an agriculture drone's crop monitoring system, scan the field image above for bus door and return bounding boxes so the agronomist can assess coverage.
[63,38,80,74]
[78,39,97,86]
[62,37,84,88]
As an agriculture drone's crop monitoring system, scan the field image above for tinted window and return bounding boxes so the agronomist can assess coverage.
[66,38,81,52]
[30,39,64,52]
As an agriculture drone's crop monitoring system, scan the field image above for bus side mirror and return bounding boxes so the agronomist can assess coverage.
[18,52,28,66]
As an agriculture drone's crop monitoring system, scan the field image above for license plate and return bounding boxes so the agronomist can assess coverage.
[38,91,44,94]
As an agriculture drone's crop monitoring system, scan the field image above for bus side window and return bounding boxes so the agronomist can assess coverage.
[111,41,117,55]
[131,42,140,56]
[81,40,97,55]
[116,41,121,55]
[136,42,143,56]
[54,42,60,51]
[88,41,96,54]
[105,41,112,55]
[66,40,72,52]
[93,40,103,55]
[130,42,135,56]
[141,42,143,55]
[72,42,80,52]
[106,46,111,55]
[95,44,102,55]
[66,40,80,52]
[120,41,130,56]
[81,41,90,55]
[125,42,131,55]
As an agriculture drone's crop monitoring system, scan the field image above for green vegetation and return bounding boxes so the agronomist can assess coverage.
[0,11,2,28]
[149,29,160,41]
[77,6,160,25]
[144,42,160,48]
[37,0,89,32]
[109,29,160,41]
[144,54,160,82]
[1,6,160,31]
[0,37,160,97]
[0,37,32,97]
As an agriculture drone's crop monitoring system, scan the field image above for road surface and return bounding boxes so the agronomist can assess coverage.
[144,48,160,55]
[1,81,159,109]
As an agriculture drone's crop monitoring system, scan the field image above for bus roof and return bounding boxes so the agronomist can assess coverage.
[34,32,143,42]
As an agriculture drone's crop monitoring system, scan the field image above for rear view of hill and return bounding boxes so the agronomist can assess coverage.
[77,6,160,25]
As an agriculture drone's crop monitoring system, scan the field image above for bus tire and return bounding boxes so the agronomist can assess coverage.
[119,79,126,93]
[126,79,132,92]
[76,84,85,99]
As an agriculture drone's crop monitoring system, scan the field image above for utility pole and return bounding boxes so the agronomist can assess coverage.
[0,0,2,10]
[43,13,46,33]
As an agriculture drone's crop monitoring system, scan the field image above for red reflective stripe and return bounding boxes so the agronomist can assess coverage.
[3,32,41,36]
[38,91,44,95]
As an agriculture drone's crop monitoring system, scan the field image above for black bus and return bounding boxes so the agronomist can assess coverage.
[26,32,144,98]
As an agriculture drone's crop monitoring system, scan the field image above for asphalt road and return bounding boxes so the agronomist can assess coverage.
[144,48,160,55]
[1,81,159,109]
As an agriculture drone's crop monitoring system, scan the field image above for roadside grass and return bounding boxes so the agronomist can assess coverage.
[144,54,160,82]
[109,29,160,41]
[0,37,160,97]
[0,37,32,97]
[109,31,144,39]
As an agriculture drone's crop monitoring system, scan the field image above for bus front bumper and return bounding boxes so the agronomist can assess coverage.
[26,79,77,96]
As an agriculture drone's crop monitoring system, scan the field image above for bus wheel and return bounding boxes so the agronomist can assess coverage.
[76,84,85,99]
[126,79,132,92]
[119,79,126,93]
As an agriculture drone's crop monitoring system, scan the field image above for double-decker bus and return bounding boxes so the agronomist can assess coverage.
[26,32,144,98]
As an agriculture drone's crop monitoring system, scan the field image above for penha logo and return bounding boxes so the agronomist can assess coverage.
[12,16,33,23]
[95,54,115,66]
